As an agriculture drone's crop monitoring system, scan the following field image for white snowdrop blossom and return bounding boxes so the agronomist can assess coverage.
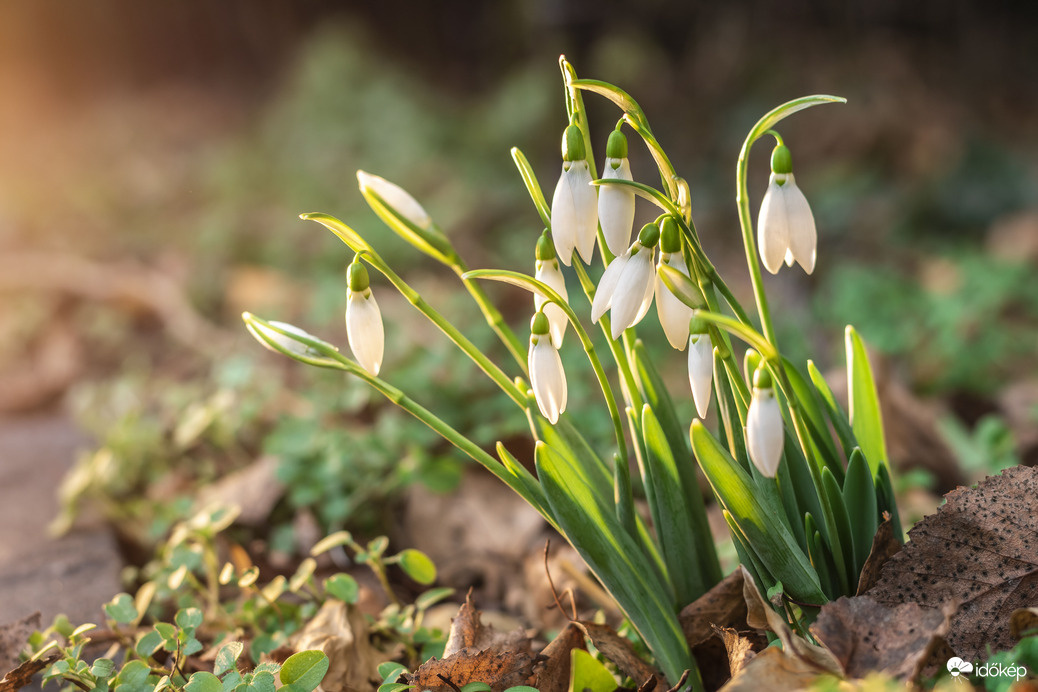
[687,329,713,419]
[245,318,324,358]
[550,124,598,266]
[598,129,635,257]
[746,368,783,478]
[528,312,567,424]
[591,224,659,340]
[756,144,817,274]
[534,232,569,347]
[357,171,432,230]
[345,260,384,376]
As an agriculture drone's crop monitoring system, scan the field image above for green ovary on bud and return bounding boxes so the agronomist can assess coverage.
[688,316,709,335]
[747,364,782,478]
[605,128,628,161]
[535,230,557,261]
[659,217,682,254]
[771,144,793,176]
[637,222,661,248]
[347,259,371,292]
[530,311,551,336]
[562,124,586,162]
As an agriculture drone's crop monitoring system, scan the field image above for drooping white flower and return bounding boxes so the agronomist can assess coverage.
[654,218,695,350]
[757,144,817,274]
[591,223,659,340]
[687,326,713,419]
[528,311,567,424]
[746,367,783,478]
[345,260,384,375]
[598,129,635,257]
[356,170,432,230]
[550,124,598,266]
[534,230,569,347]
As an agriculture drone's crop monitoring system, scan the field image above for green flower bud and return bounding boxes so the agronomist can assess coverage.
[660,217,681,254]
[535,230,557,261]
[562,125,586,162]
[606,128,628,160]
[753,365,773,390]
[530,311,551,336]
[347,260,370,292]
[637,222,660,248]
[770,144,793,176]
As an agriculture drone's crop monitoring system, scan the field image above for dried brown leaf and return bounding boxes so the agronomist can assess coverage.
[443,592,530,659]
[282,600,381,692]
[532,622,585,692]
[716,647,830,692]
[711,625,757,676]
[855,513,902,596]
[576,621,664,688]
[867,466,1038,660]
[679,569,747,647]
[1010,608,1038,640]
[408,648,539,692]
[810,595,952,680]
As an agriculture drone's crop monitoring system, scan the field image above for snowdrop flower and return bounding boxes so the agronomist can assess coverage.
[528,311,567,424]
[654,217,695,350]
[534,230,569,347]
[746,367,783,477]
[592,222,659,340]
[550,124,598,266]
[245,317,328,358]
[345,259,384,375]
[757,143,817,274]
[598,128,635,257]
[687,318,713,419]
[357,170,432,230]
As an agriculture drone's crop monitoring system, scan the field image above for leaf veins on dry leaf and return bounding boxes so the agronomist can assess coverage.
[867,465,1038,660]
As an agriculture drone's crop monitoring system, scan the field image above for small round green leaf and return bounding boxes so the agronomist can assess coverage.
[377,662,408,683]
[185,672,222,692]
[91,659,116,679]
[248,671,276,692]
[214,642,244,676]
[414,587,454,611]
[279,651,330,692]
[175,607,203,630]
[323,574,359,604]
[136,630,163,657]
[397,549,436,585]
[376,684,414,692]
[105,593,139,624]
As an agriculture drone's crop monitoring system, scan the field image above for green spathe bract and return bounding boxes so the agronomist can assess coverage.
[242,55,901,687]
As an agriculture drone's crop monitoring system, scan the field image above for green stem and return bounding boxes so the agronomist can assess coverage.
[452,259,527,372]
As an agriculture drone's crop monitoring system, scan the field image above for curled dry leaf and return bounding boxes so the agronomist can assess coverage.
[716,646,832,692]
[0,613,41,673]
[281,600,381,692]
[0,656,59,692]
[443,591,530,659]
[1010,608,1038,640]
[711,625,757,677]
[809,595,953,680]
[854,513,902,595]
[533,622,585,692]
[575,621,664,689]
[868,466,1038,660]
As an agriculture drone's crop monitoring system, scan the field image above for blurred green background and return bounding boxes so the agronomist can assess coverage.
[2,1,1037,547]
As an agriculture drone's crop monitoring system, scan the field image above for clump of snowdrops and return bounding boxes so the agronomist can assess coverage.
[243,56,901,690]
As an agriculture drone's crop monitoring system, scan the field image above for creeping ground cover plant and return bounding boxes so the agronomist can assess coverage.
[243,56,901,689]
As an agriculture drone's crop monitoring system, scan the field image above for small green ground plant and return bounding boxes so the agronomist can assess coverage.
[244,57,902,688]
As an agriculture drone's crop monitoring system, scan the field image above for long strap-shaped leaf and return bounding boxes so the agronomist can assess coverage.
[535,442,700,689]
[690,421,826,605]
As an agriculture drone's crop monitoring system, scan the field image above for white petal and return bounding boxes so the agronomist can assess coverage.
[687,334,713,419]
[655,253,695,350]
[568,161,599,264]
[550,164,579,266]
[529,336,567,424]
[746,388,783,477]
[782,174,817,274]
[357,171,431,230]
[610,247,655,339]
[346,290,384,375]
[247,320,314,357]
[535,259,569,347]
[598,158,635,257]
[591,252,629,323]
[757,173,790,275]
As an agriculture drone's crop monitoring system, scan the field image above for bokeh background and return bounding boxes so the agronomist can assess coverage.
[2,0,1037,626]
